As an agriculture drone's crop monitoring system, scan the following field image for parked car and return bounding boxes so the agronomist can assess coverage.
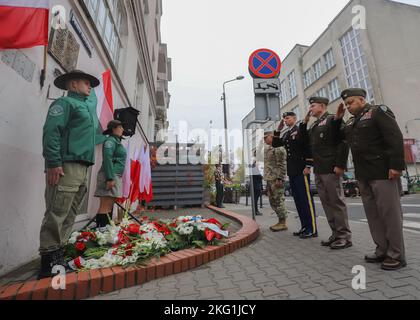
[343,172,360,197]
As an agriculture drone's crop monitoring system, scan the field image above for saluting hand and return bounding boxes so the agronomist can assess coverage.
[47,167,65,186]
[303,110,312,124]
[335,103,346,120]
[275,180,284,188]
[277,120,285,132]
[389,169,402,180]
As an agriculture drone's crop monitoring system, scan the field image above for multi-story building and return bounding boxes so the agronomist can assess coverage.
[0,0,171,276]
[243,0,420,175]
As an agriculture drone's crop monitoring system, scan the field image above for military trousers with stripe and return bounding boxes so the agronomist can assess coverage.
[289,174,317,233]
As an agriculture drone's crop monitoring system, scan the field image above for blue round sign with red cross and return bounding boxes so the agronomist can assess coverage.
[249,48,282,79]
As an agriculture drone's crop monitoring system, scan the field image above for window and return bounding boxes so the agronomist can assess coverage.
[303,69,313,88]
[134,65,144,108]
[292,106,301,121]
[313,60,322,80]
[84,0,126,66]
[280,80,288,107]
[328,78,341,101]
[340,28,374,101]
[143,0,149,14]
[316,87,328,98]
[324,48,335,71]
[288,71,297,99]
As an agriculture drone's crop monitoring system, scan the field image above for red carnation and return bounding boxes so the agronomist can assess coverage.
[205,228,216,242]
[75,242,86,252]
[127,224,140,235]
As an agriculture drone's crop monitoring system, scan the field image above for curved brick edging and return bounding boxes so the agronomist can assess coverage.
[0,207,259,300]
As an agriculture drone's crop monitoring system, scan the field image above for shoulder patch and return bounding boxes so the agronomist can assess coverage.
[49,105,64,117]
[104,140,114,149]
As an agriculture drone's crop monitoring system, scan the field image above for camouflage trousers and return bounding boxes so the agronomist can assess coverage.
[266,180,287,220]
[39,162,89,254]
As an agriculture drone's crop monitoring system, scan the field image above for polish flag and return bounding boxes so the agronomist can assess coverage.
[139,145,153,203]
[0,0,50,49]
[121,140,131,199]
[129,149,141,203]
[95,69,114,131]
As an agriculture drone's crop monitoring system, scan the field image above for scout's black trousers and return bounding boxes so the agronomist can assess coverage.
[289,174,317,233]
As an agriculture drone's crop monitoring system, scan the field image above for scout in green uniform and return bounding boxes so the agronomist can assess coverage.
[264,130,288,232]
[336,88,406,270]
[94,120,127,231]
[39,70,100,279]
[301,96,352,250]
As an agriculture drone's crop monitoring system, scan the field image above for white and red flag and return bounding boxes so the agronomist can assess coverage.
[0,0,50,49]
[139,145,153,203]
[94,69,114,131]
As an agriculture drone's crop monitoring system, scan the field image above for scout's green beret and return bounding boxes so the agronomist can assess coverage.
[103,120,123,135]
[309,96,329,105]
[341,88,367,100]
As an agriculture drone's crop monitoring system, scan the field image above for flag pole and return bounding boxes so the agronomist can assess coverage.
[40,45,48,89]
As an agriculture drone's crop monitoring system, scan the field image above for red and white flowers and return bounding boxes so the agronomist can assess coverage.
[65,215,230,270]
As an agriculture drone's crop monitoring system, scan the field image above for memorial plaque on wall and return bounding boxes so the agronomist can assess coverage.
[48,27,80,72]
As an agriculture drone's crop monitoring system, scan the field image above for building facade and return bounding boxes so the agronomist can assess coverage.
[243,0,420,175]
[0,0,171,276]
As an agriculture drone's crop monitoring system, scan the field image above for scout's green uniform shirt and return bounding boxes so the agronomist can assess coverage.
[42,91,97,168]
[101,135,127,181]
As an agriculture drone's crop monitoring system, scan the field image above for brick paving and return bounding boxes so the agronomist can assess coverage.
[91,200,420,300]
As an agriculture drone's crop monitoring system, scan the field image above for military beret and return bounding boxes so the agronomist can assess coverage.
[309,96,330,105]
[282,112,296,118]
[341,88,367,100]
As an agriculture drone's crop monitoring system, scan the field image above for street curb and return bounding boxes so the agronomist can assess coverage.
[0,206,259,300]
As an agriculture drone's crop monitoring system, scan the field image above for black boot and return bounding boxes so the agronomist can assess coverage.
[96,214,108,229]
[38,249,66,280]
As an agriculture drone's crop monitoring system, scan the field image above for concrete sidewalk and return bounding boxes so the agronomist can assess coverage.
[92,202,420,300]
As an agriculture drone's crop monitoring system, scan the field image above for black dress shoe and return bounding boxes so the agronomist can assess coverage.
[330,239,353,250]
[255,211,263,216]
[321,236,336,247]
[381,258,407,271]
[299,230,318,239]
[365,254,386,264]
[293,228,305,237]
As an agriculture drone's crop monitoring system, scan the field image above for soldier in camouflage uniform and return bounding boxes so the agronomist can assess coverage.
[264,130,288,232]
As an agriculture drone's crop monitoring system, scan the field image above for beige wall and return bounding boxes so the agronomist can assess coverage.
[0,0,170,276]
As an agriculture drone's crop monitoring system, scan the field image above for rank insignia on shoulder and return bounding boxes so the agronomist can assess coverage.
[380,105,388,112]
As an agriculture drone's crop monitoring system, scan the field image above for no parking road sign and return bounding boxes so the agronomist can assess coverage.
[249,48,282,79]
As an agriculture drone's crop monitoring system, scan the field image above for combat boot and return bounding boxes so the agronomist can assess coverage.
[270,218,288,232]
[38,249,66,280]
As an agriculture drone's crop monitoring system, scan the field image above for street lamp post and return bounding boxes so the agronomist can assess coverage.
[221,76,244,178]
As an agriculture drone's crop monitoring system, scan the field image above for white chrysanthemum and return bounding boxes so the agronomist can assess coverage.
[120,217,130,228]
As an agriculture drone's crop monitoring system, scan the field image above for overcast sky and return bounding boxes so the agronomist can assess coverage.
[161,0,420,146]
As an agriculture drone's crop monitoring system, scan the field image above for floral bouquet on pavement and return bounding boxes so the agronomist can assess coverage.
[64,215,230,271]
